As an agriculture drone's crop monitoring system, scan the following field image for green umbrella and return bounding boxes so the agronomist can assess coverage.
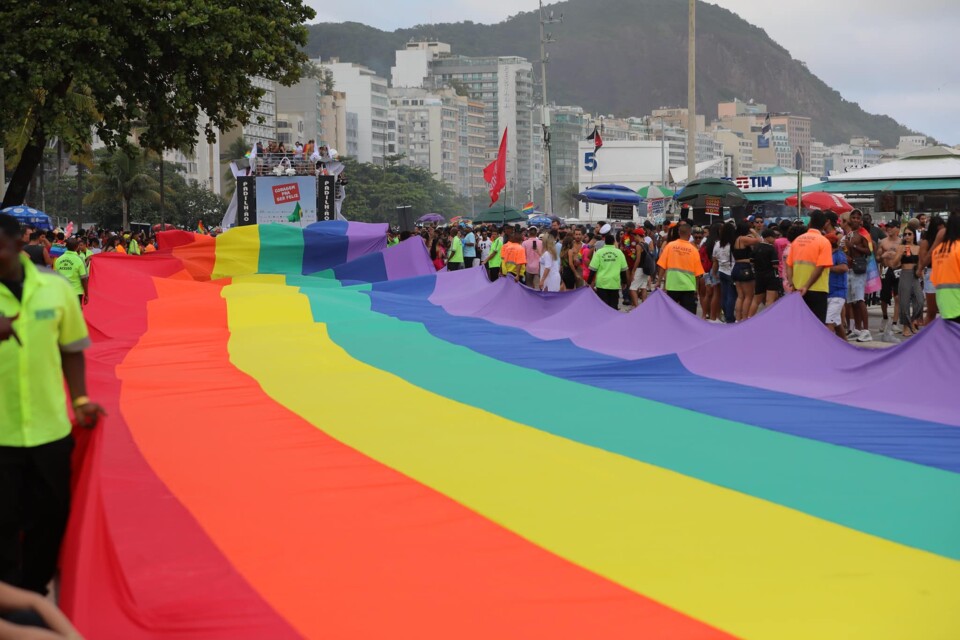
[472,205,527,224]
[636,185,674,199]
[675,178,747,208]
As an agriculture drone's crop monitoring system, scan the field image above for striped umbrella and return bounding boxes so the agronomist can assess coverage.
[636,185,674,199]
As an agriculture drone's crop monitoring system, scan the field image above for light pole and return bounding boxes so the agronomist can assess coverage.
[539,1,562,214]
[686,0,696,185]
[658,115,666,185]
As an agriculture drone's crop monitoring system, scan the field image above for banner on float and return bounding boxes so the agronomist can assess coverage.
[318,175,336,221]
[252,176,319,225]
[237,176,257,226]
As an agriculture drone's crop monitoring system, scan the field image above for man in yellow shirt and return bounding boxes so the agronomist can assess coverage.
[53,237,88,305]
[0,213,104,595]
[655,220,705,314]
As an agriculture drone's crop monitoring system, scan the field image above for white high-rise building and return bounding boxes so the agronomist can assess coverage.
[810,140,826,178]
[320,59,389,164]
[387,87,461,187]
[242,76,277,146]
[391,41,451,89]
[393,42,539,200]
[274,77,324,147]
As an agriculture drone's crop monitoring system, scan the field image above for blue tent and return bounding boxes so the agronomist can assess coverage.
[1,205,53,230]
[575,184,643,205]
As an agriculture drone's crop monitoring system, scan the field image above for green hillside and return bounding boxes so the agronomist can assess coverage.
[304,0,920,146]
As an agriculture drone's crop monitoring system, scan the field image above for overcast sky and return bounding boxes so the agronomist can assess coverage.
[307,0,959,144]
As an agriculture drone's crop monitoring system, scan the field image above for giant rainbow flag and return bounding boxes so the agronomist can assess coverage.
[61,222,960,638]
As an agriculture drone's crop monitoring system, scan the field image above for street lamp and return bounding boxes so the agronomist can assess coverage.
[539,0,562,214]
[658,115,666,185]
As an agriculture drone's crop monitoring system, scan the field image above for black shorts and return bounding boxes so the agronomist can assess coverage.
[755,273,782,296]
[881,268,899,304]
[596,287,620,310]
[731,262,755,283]
[802,291,828,323]
[667,290,697,314]
[561,266,577,290]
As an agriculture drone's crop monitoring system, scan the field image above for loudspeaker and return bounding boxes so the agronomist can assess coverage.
[397,206,414,232]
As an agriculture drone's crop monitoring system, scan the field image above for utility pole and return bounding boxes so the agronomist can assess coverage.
[539,1,562,214]
[659,115,666,185]
[686,0,697,185]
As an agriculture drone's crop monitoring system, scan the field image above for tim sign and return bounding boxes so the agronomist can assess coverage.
[734,176,773,191]
[272,182,301,205]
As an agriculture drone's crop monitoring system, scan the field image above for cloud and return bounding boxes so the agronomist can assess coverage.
[306,0,960,143]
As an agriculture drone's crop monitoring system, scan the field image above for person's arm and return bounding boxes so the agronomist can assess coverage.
[540,264,550,290]
[61,352,105,429]
[739,236,762,248]
[830,262,848,274]
[0,580,82,639]
[850,233,868,255]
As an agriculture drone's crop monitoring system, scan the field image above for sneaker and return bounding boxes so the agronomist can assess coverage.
[857,329,873,342]
[892,323,902,334]
[846,331,859,341]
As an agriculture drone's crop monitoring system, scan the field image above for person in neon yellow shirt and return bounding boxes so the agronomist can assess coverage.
[588,230,628,309]
[482,227,503,281]
[0,213,105,595]
[53,237,88,305]
[447,229,464,271]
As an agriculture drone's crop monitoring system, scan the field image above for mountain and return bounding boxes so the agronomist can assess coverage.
[304,0,920,147]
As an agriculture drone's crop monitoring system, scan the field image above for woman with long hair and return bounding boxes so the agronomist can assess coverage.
[430,236,446,271]
[559,234,577,291]
[918,215,946,326]
[731,221,761,321]
[712,222,737,323]
[538,232,561,292]
[701,223,721,320]
[931,211,960,323]
[896,229,924,337]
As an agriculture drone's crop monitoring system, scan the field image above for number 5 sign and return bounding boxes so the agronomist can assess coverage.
[584,151,597,172]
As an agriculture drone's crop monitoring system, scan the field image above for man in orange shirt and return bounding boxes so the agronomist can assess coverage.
[500,229,527,282]
[786,210,834,323]
[654,220,704,314]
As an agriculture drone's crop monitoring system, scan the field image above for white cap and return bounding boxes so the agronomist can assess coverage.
[600,223,612,235]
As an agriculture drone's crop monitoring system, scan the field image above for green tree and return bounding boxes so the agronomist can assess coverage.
[169,180,227,228]
[84,148,164,231]
[559,183,581,217]
[0,0,315,208]
[340,158,470,223]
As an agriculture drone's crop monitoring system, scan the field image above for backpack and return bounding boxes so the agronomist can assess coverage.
[640,242,657,276]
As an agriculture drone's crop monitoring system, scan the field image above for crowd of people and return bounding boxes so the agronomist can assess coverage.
[398,208,960,338]
[19,227,161,307]
[249,139,347,180]
[2,204,960,636]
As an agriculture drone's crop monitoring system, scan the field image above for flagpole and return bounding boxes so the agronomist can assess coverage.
[796,169,803,221]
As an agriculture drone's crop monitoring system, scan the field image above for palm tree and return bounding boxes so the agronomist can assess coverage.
[560,183,581,217]
[84,148,161,231]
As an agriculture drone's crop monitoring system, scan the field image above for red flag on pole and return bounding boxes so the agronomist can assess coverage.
[483,127,508,206]
[586,126,603,152]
